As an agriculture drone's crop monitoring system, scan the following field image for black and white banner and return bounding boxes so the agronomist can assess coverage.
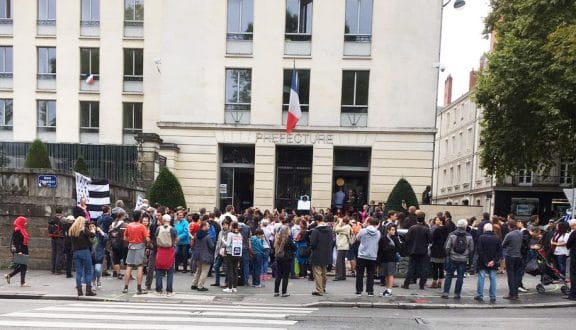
[75,172,111,221]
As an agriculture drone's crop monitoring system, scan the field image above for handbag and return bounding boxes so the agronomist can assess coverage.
[13,254,29,265]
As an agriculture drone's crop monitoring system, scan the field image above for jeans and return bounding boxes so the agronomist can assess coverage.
[443,259,467,296]
[50,238,65,273]
[251,253,263,286]
[94,263,102,282]
[355,258,376,294]
[262,249,270,276]
[335,250,348,280]
[241,249,251,285]
[155,268,174,293]
[505,256,523,297]
[213,255,227,285]
[477,269,497,299]
[175,244,190,271]
[555,254,568,277]
[225,256,240,289]
[73,249,93,289]
[64,241,73,276]
[274,258,291,294]
[403,255,428,288]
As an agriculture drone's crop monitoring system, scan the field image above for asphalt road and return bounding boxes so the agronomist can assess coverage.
[0,299,573,329]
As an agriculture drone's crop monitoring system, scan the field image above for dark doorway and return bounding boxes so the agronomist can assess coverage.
[332,147,371,213]
[333,171,369,211]
[219,145,255,213]
[275,146,313,211]
[233,168,254,212]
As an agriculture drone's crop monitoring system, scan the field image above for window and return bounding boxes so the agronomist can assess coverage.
[80,101,99,130]
[450,167,454,185]
[341,70,369,113]
[227,0,253,40]
[457,164,461,184]
[285,0,313,40]
[123,102,142,131]
[451,136,455,154]
[123,48,143,80]
[458,131,463,153]
[37,100,56,128]
[0,98,12,127]
[560,161,573,185]
[283,69,309,112]
[0,0,12,20]
[442,169,447,188]
[467,127,473,151]
[518,169,533,185]
[38,47,56,77]
[125,0,144,22]
[80,48,99,76]
[0,46,12,75]
[225,68,252,112]
[38,0,56,22]
[344,0,372,41]
[81,0,100,24]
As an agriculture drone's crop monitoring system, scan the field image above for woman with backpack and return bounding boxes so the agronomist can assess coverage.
[69,216,97,296]
[191,221,215,291]
[273,225,296,297]
[109,211,127,280]
[155,214,178,296]
[89,222,108,289]
[5,216,30,287]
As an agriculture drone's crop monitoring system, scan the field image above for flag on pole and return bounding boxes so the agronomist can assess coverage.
[85,74,95,85]
[75,172,110,221]
[286,69,302,134]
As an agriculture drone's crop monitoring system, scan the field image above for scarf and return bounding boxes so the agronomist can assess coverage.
[14,216,29,246]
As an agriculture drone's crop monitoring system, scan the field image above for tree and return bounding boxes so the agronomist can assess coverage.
[475,0,576,178]
[24,139,52,169]
[384,178,419,214]
[74,155,89,176]
[147,167,186,210]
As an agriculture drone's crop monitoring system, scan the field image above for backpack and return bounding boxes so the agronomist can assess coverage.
[208,224,217,242]
[157,225,173,248]
[453,232,468,254]
[109,222,125,249]
[48,218,62,238]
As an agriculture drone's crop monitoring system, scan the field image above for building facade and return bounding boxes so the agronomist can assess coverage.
[1,0,443,212]
[433,74,573,221]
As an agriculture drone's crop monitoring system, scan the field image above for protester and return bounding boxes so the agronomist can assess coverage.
[69,216,96,296]
[89,222,108,289]
[294,220,310,279]
[109,211,127,279]
[355,217,381,297]
[155,214,178,296]
[334,217,352,281]
[73,197,91,222]
[191,221,215,292]
[442,219,474,299]
[250,228,266,288]
[48,207,65,275]
[223,222,242,293]
[429,216,449,289]
[122,212,150,294]
[475,223,502,303]
[273,225,296,297]
[96,206,113,276]
[502,219,523,300]
[402,211,431,289]
[238,216,253,286]
[212,217,231,288]
[174,211,191,273]
[5,216,30,287]
[551,221,570,278]
[377,224,400,297]
[309,214,333,296]
[565,219,576,301]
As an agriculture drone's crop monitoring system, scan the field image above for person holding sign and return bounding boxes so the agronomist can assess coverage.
[223,222,242,293]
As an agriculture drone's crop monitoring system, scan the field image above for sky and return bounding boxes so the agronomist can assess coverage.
[438,0,492,105]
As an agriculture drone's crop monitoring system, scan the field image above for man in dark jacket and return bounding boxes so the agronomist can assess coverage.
[97,206,114,276]
[402,211,431,289]
[475,223,502,303]
[48,207,65,275]
[309,214,333,296]
[565,219,576,301]
[477,213,491,237]
[502,219,523,300]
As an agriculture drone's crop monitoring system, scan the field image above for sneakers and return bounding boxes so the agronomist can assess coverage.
[154,291,163,296]
[223,288,234,293]
[274,293,280,297]
[166,292,176,297]
[489,298,496,304]
[191,285,198,290]
[252,284,264,288]
[367,293,374,297]
[137,288,148,295]
[232,288,237,293]
[356,292,362,297]
[197,287,209,292]
[382,290,392,297]
[474,296,484,302]
[518,287,528,293]
[122,288,128,294]
[281,293,290,297]
[441,293,449,299]
[4,274,10,285]
[312,291,323,296]
[96,282,102,289]
[210,283,220,287]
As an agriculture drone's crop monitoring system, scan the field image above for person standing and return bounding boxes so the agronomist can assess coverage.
[122,213,150,294]
[273,226,297,297]
[378,224,400,297]
[5,217,30,287]
[191,221,215,291]
[155,214,178,296]
[442,219,474,299]
[96,206,113,276]
[475,223,502,303]
[309,215,333,296]
[145,212,161,291]
[48,207,65,275]
[109,211,127,279]
[333,217,352,281]
[429,216,449,289]
[174,211,191,273]
[502,219,523,300]
[294,220,310,279]
[89,222,107,289]
[73,197,91,222]
[69,216,96,296]
[551,222,570,278]
[250,228,266,288]
[223,222,243,293]
[355,217,381,297]
[238,216,253,286]
[212,218,231,288]
[402,211,431,289]
[564,219,576,301]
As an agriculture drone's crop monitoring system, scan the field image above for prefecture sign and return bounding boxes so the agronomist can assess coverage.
[38,175,58,188]
[256,133,334,145]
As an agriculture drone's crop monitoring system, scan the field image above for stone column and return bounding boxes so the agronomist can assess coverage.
[311,144,334,210]
[135,133,163,189]
[253,142,275,210]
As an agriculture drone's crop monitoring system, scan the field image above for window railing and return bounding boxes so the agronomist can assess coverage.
[282,104,309,112]
[123,75,143,82]
[37,73,56,79]
[79,74,100,81]
[37,19,56,26]
[341,105,368,113]
[285,33,312,41]
[0,18,12,24]
[344,34,372,42]
[124,20,143,27]
[225,104,251,112]
[227,32,253,41]
[0,72,13,78]
[81,20,100,27]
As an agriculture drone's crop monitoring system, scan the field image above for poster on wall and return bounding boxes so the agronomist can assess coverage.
[219,184,227,194]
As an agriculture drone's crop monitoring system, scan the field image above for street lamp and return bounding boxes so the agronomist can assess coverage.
[443,0,466,9]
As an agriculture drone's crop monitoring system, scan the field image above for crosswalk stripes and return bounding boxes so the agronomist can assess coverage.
[0,301,317,329]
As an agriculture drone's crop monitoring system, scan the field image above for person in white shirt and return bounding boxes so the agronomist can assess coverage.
[219,205,238,223]
[551,222,571,277]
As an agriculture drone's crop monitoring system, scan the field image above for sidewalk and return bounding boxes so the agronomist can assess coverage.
[0,270,574,309]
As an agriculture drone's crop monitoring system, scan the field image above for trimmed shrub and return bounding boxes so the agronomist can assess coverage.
[73,155,89,176]
[384,178,420,214]
[147,167,187,210]
[24,139,52,169]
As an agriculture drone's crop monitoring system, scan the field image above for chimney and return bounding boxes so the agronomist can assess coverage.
[469,69,477,91]
[479,55,486,71]
[444,75,453,106]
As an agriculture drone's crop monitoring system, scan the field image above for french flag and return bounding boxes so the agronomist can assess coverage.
[85,74,95,85]
[286,69,301,134]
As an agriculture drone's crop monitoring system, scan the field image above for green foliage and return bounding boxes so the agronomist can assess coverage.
[24,139,51,169]
[476,0,576,178]
[385,178,419,214]
[73,155,89,176]
[147,167,186,210]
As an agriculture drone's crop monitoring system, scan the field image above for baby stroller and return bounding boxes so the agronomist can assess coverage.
[525,247,569,295]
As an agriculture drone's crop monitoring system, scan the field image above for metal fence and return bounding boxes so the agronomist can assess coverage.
[0,142,140,185]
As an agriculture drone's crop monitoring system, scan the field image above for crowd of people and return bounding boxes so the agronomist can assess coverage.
[4,199,576,303]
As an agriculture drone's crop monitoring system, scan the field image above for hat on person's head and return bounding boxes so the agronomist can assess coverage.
[457,219,468,228]
[483,223,493,232]
[162,214,171,223]
[65,215,75,223]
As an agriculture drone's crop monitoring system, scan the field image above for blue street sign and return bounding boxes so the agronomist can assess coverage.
[38,175,58,188]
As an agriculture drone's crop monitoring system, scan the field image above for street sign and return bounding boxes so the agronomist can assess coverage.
[38,175,58,188]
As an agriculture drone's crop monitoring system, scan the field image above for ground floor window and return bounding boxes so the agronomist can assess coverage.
[219,145,254,213]
[275,145,312,212]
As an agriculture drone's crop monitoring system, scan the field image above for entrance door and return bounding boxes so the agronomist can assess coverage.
[219,145,255,213]
[275,146,313,211]
[332,147,371,213]
[233,168,254,212]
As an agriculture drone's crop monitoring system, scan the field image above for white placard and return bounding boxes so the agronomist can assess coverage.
[231,235,243,256]
[219,184,227,194]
